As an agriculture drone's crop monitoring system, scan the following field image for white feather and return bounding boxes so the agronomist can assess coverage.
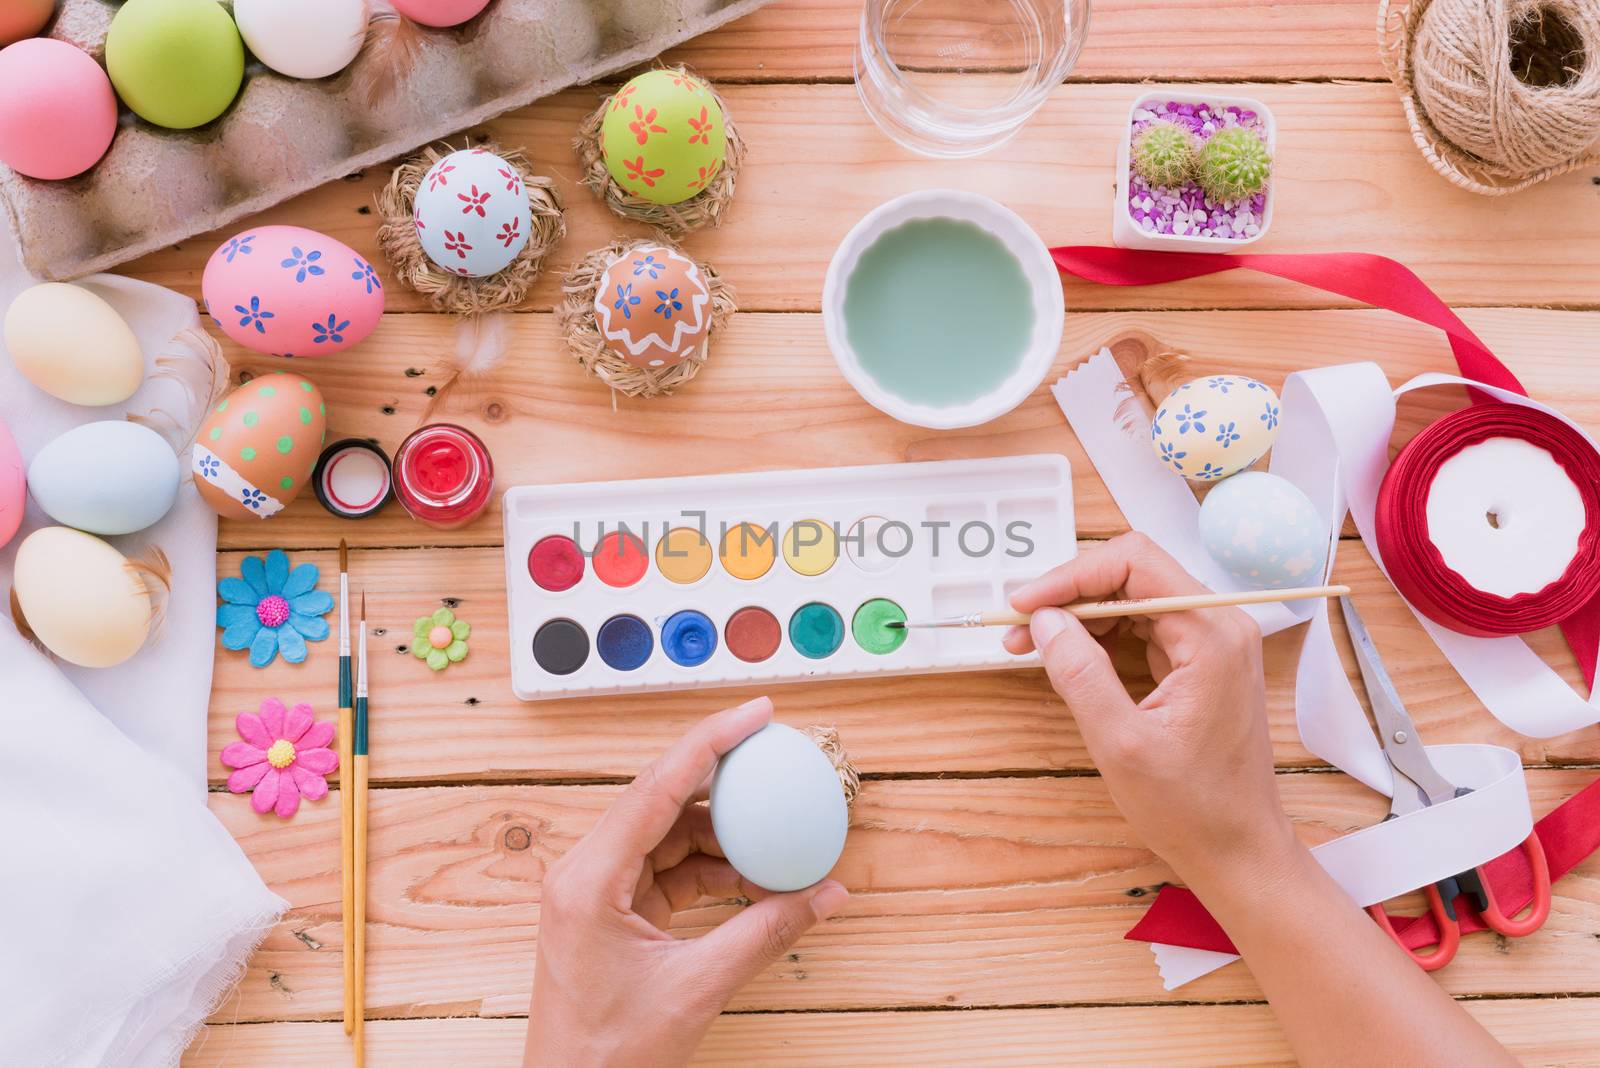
[448,313,512,379]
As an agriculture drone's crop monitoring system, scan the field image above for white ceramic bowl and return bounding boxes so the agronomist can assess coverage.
[822,189,1064,430]
[1112,90,1277,252]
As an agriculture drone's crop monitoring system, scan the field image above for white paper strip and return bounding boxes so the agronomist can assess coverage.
[1149,743,1531,988]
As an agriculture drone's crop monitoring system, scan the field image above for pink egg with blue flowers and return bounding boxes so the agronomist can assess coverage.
[201,225,384,357]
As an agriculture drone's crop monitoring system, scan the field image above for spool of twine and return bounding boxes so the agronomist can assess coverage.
[1381,0,1600,194]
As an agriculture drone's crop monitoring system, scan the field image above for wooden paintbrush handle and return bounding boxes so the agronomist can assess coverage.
[339,704,355,1035]
[353,754,369,1068]
[986,585,1350,626]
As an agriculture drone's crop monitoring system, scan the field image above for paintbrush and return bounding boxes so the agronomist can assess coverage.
[888,584,1352,629]
[353,592,369,1068]
[338,540,354,1035]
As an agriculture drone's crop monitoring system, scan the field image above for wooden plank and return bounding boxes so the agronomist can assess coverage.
[116,84,1600,314]
[665,0,1384,82]
[208,537,1592,784]
[202,770,1600,1023]
[182,997,1600,1067]
[210,307,1600,553]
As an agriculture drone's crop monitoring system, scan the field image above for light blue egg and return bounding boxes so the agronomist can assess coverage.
[1198,471,1328,590]
[710,723,849,892]
[27,421,179,535]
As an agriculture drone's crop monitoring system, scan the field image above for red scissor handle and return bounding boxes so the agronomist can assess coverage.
[1478,831,1552,938]
[1367,882,1460,971]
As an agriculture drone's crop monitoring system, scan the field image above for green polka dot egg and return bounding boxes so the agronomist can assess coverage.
[600,69,727,205]
[192,372,327,520]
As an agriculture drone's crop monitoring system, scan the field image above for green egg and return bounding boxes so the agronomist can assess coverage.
[600,69,727,206]
[106,0,244,130]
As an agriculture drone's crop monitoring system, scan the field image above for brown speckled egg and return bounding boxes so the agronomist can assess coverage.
[592,245,712,369]
[192,371,326,520]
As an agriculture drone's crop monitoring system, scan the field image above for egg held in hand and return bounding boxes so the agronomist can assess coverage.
[1151,374,1280,483]
[192,372,327,520]
[710,723,850,893]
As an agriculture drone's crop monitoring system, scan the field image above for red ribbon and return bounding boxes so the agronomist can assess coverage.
[1047,246,1600,959]
[1124,775,1600,955]
[1050,245,1600,687]
[1376,406,1600,638]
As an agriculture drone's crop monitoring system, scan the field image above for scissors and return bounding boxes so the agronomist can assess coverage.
[1340,596,1552,971]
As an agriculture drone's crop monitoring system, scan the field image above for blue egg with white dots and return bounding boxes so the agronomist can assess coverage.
[1151,375,1280,483]
[1198,471,1329,590]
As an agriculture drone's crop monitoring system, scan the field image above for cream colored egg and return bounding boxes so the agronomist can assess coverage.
[4,283,144,405]
[13,526,153,668]
[1150,375,1280,483]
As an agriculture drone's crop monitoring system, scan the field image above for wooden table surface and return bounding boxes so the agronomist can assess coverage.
[156,2,1600,1064]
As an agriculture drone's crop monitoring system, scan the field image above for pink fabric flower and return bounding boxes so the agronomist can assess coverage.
[221,697,338,819]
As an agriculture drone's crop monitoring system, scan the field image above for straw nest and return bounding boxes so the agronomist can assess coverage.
[803,726,861,812]
[574,66,746,235]
[557,236,737,400]
[376,141,566,315]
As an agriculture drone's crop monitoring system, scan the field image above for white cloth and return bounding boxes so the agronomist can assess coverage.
[0,227,286,1066]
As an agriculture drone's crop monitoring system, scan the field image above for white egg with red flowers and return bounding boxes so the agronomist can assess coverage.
[413,148,532,278]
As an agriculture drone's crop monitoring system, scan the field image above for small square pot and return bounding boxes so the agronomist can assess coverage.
[1113,90,1277,252]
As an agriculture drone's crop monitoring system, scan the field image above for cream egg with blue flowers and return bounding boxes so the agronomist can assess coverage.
[1151,374,1280,482]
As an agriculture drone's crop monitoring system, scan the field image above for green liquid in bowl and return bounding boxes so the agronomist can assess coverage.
[842,217,1036,409]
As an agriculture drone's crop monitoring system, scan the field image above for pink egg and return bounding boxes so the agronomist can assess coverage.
[0,414,23,549]
[0,38,117,180]
[391,0,492,28]
[201,225,385,357]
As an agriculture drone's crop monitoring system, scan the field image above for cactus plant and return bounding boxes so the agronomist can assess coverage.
[1131,120,1198,189]
[1197,126,1272,202]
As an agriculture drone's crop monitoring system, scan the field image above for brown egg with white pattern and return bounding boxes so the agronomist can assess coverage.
[592,246,712,369]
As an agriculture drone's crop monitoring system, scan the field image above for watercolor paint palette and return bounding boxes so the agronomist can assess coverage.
[502,455,1074,701]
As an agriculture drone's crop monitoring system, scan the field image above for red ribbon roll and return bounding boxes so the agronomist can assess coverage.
[1375,404,1600,637]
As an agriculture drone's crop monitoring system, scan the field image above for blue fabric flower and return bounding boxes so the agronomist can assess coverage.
[217,549,333,668]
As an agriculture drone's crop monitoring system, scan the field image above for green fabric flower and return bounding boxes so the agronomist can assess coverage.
[413,607,471,671]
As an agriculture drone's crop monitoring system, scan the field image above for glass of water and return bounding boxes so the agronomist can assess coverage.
[855,0,1091,158]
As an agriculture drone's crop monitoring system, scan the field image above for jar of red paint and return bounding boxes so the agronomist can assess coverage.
[392,423,494,529]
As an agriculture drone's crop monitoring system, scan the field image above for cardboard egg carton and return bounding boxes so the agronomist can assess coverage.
[0,0,775,280]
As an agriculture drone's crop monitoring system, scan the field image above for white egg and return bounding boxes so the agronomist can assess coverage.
[1198,471,1329,590]
[1151,375,1280,482]
[13,526,153,668]
[28,421,180,535]
[4,282,144,406]
[710,723,849,892]
[234,0,368,80]
[412,148,533,278]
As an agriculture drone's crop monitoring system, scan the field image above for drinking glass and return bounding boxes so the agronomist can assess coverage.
[855,0,1091,158]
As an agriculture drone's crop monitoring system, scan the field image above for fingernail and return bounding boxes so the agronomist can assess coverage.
[809,880,849,921]
[1030,607,1069,647]
[1009,580,1039,608]
[735,696,773,718]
